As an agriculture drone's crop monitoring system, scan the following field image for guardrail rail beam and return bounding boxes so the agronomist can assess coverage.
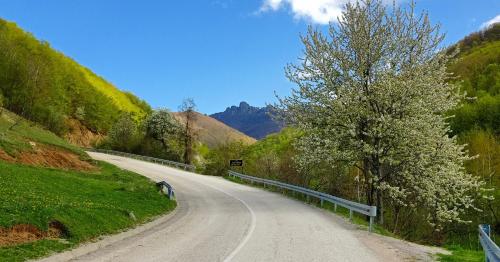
[479,224,500,262]
[228,170,377,232]
[87,148,196,172]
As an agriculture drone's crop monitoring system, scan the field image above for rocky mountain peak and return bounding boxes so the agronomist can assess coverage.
[210,101,283,140]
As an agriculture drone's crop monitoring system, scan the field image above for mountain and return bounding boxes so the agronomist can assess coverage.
[0,19,151,146]
[210,102,283,140]
[173,111,256,148]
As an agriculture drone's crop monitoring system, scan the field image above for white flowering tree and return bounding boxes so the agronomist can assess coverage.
[108,113,138,152]
[146,109,182,152]
[278,0,482,231]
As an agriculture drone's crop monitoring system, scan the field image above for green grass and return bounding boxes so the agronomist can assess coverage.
[0,160,175,261]
[436,245,484,262]
[0,110,84,156]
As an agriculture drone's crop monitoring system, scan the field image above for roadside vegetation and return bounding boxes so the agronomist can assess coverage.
[99,108,188,164]
[0,161,175,261]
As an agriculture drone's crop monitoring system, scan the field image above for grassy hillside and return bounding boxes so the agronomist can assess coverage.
[0,18,151,141]
[0,110,175,261]
[0,161,175,262]
[173,111,256,148]
[448,24,500,135]
[0,110,84,159]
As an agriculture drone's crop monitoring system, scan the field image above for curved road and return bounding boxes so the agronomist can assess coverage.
[41,152,428,262]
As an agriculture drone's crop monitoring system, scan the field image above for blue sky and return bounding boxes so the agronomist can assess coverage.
[0,0,499,114]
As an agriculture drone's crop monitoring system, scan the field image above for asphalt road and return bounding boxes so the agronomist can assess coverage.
[42,152,391,262]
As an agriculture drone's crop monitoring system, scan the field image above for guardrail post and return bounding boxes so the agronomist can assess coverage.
[334,203,337,212]
[368,206,377,233]
[484,224,491,237]
[320,199,324,207]
[481,224,491,262]
[349,210,353,221]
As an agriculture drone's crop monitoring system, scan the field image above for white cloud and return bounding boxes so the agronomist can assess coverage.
[259,0,399,24]
[480,14,500,29]
[260,0,350,24]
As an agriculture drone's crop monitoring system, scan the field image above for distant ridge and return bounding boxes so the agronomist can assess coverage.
[172,111,256,148]
[210,102,283,140]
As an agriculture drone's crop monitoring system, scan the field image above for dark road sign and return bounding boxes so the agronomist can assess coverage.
[230,160,243,167]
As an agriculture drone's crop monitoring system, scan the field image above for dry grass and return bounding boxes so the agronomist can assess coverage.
[173,111,256,148]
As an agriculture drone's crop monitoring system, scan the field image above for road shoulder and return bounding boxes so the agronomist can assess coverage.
[36,208,178,262]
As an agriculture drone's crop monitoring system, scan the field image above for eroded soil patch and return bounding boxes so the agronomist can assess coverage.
[0,222,66,247]
[0,146,96,171]
[64,119,104,148]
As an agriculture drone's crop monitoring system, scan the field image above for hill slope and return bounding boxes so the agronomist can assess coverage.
[210,102,283,140]
[0,109,91,170]
[447,23,500,135]
[173,111,256,148]
[0,19,151,144]
[446,23,500,237]
[0,109,175,261]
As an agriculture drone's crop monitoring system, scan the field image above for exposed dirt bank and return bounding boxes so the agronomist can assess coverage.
[0,145,95,171]
[0,222,66,247]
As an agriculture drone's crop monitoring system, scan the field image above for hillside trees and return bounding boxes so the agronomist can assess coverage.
[102,108,186,161]
[0,19,150,136]
[107,114,140,152]
[203,141,248,176]
[277,0,482,231]
[445,23,500,234]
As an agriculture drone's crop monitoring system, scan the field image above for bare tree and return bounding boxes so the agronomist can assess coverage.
[179,98,197,165]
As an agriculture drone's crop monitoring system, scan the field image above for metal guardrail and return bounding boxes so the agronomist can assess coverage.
[88,148,196,172]
[157,181,175,200]
[479,224,500,262]
[228,170,377,232]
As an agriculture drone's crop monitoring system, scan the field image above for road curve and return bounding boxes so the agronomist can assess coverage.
[44,152,386,262]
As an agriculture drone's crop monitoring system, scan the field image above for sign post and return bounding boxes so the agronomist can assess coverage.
[230,159,243,173]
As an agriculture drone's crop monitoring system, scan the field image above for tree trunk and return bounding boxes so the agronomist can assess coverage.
[392,205,401,234]
[376,190,384,225]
